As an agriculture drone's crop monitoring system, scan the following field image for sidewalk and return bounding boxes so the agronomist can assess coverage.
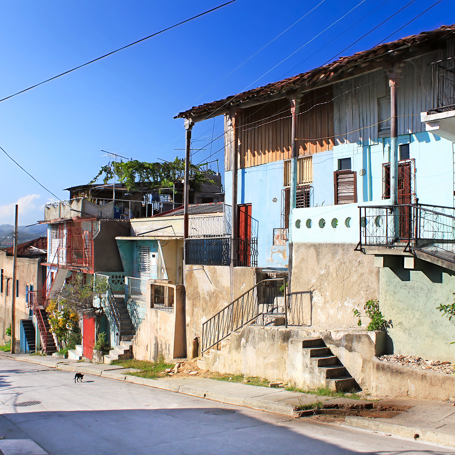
[2,352,455,449]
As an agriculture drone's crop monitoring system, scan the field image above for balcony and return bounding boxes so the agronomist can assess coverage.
[185,237,258,267]
[359,203,455,270]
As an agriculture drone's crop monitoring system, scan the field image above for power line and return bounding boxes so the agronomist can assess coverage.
[377,0,443,44]
[0,146,61,200]
[0,1,235,104]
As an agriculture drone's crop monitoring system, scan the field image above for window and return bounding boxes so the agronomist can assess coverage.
[378,96,391,137]
[283,186,312,229]
[338,158,351,171]
[399,144,410,161]
[334,171,357,205]
[284,156,313,187]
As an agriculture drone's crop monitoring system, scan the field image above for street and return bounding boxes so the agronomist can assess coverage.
[0,358,452,455]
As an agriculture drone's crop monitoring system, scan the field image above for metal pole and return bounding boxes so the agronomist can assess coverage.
[11,205,18,354]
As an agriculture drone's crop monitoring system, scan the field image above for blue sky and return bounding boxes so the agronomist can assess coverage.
[0,0,452,226]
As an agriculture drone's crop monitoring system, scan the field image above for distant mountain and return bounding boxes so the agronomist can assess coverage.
[0,224,47,248]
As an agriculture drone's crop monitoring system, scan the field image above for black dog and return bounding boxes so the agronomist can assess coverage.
[74,373,84,383]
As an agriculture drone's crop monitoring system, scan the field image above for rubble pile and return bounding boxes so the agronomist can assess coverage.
[378,354,454,375]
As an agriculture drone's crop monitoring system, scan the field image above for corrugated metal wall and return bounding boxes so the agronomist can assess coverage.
[333,50,442,144]
[224,43,453,170]
[227,88,334,171]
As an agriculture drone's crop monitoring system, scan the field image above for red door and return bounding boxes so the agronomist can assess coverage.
[237,204,252,266]
[83,316,96,360]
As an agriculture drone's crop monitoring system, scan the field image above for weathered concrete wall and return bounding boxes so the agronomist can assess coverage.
[0,251,43,346]
[94,220,130,272]
[291,243,380,328]
[201,326,454,401]
[160,239,183,285]
[132,307,175,362]
[184,265,256,357]
[379,257,455,363]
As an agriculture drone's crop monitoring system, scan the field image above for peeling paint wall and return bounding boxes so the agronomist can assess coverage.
[184,265,256,356]
[291,243,380,328]
[379,257,455,363]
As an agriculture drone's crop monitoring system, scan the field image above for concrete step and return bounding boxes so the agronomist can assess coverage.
[327,377,359,392]
[316,355,340,367]
[68,349,82,360]
[301,338,325,349]
[320,366,348,379]
[120,335,134,342]
[104,343,133,364]
[307,347,332,357]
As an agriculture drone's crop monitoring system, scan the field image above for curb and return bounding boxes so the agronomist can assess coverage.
[344,416,455,449]
[1,353,297,417]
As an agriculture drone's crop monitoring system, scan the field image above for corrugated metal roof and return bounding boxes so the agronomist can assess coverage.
[153,202,225,217]
[176,24,455,120]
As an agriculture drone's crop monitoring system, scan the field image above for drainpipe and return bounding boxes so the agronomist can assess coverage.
[230,112,238,303]
[183,118,193,287]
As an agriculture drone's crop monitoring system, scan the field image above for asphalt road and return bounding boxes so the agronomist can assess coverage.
[0,358,452,455]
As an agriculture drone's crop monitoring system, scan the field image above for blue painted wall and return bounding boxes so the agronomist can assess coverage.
[313,150,334,206]
[225,161,287,269]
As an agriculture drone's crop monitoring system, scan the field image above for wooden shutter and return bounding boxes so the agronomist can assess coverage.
[334,171,357,205]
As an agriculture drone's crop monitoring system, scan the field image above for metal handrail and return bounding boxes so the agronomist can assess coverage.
[96,274,122,345]
[359,203,455,261]
[29,291,48,352]
[201,278,285,353]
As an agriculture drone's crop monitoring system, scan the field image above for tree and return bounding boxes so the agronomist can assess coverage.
[90,157,215,192]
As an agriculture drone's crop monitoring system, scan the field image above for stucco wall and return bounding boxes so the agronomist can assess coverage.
[379,257,455,363]
[291,243,380,328]
[225,161,286,268]
[0,251,43,345]
[202,326,454,400]
[132,307,175,362]
[160,239,183,285]
[94,220,130,272]
[184,265,256,357]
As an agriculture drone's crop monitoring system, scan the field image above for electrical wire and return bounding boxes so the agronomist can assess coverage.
[0,1,236,104]
[188,0,368,151]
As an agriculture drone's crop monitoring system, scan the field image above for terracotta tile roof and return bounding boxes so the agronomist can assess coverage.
[176,24,455,120]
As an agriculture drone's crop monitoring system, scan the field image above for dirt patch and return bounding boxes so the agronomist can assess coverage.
[164,359,212,379]
[297,401,412,419]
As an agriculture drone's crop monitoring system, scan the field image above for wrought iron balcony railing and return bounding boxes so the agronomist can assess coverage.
[359,203,455,262]
[185,237,258,267]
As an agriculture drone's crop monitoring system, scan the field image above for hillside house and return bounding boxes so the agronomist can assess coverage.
[175,25,455,399]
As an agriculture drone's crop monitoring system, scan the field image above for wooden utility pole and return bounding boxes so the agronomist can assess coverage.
[11,204,18,354]
[230,112,238,303]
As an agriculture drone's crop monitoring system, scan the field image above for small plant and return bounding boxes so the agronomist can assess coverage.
[112,357,174,379]
[437,298,455,345]
[6,325,11,337]
[58,348,68,357]
[354,299,391,331]
[295,401,324,411]
[285,385,361,400]
[0,342,11,352]
[94,332,109,352]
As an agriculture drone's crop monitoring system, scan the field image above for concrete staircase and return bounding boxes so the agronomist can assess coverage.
[301,338,358,392]
[104,341,133,364]
[103,296,135,364]
[68,344,83,360]
[38,309,57,354]
[115,297,135,342]
[20,319,36,353]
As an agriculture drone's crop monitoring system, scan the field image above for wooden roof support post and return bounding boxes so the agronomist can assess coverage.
[230,111,238,303]
[289,97,300,242]
[183,118,194,241]
[389,69,399,207]
[288,98,299,295]
[183,118,193,287]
